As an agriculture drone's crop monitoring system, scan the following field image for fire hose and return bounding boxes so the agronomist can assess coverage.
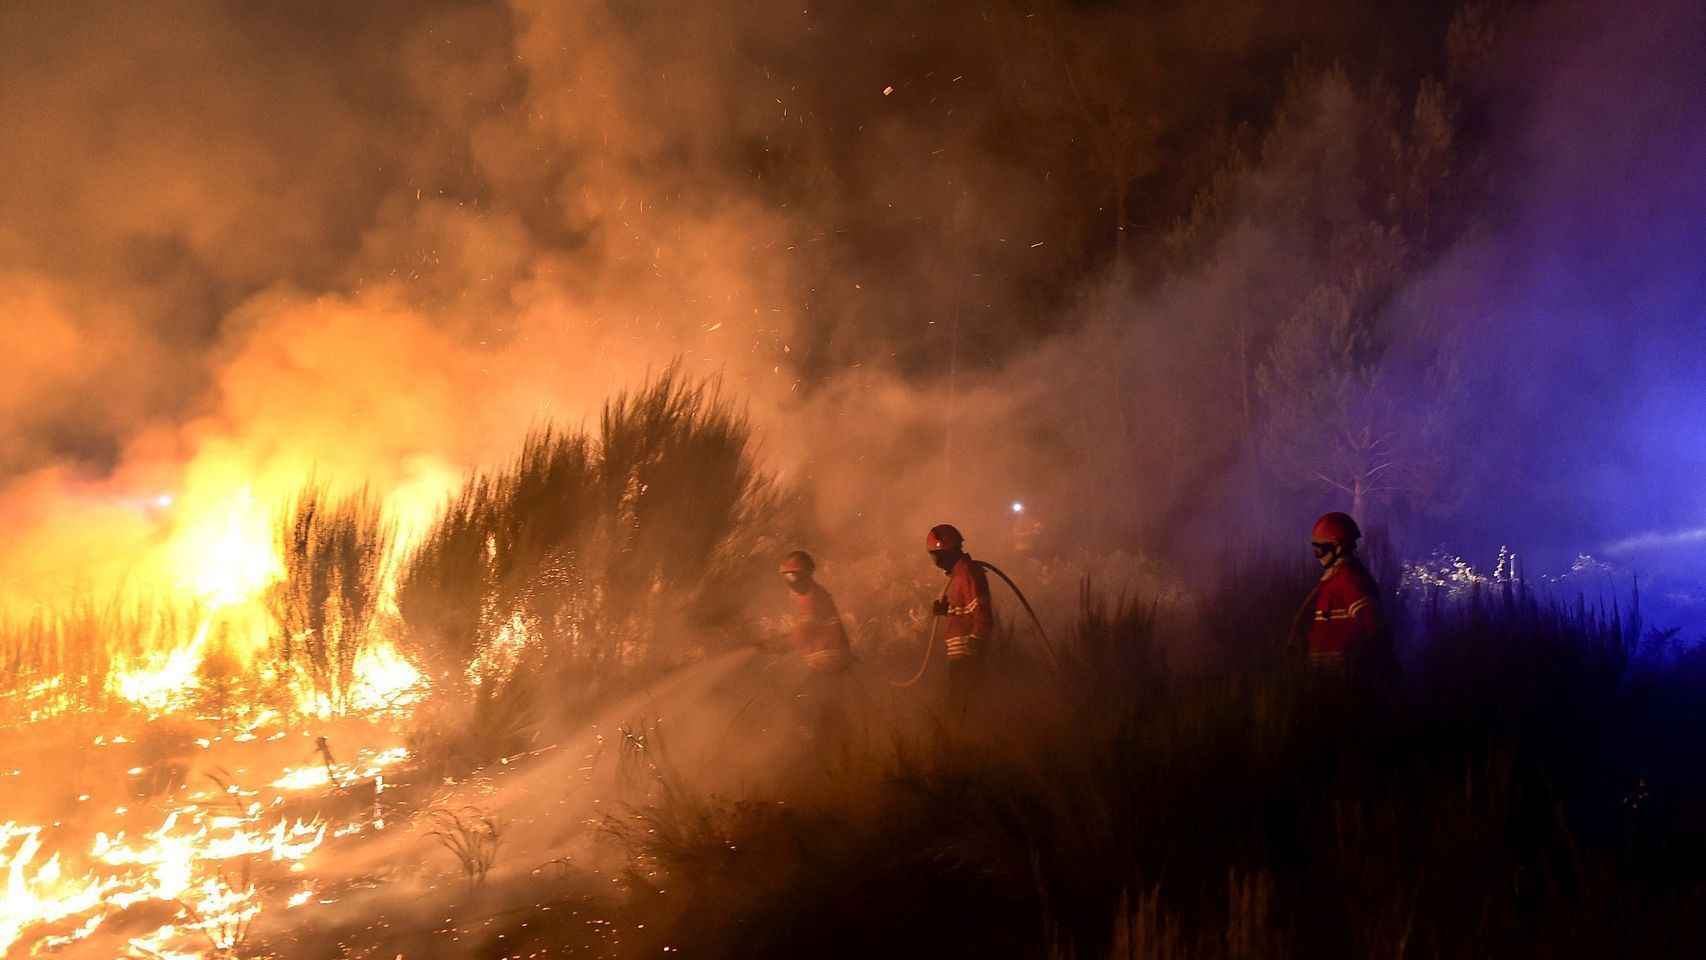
[889,560,1052,688]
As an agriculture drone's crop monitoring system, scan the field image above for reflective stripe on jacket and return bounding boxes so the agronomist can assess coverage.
[1305,557,1380,666]
[943,555,995,660]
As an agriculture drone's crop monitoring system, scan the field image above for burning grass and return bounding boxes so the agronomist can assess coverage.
[0,601,214,724]
[0,716,413,958]
[0,367,783,958]
[5,367,1704,959]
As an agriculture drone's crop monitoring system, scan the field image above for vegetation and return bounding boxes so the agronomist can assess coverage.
[397,364,791,770]
[558,576,1706,960]
[267,483,392,714]
[426,806,503,893]
[0,9,1687,952]
[0,600,198,723]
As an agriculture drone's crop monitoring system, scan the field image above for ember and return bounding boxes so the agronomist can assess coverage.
[0,730,409,957]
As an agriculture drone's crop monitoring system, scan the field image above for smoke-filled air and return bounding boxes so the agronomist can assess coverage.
[2,0,1703,957]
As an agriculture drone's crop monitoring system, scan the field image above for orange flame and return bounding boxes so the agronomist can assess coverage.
[166,487,282,610]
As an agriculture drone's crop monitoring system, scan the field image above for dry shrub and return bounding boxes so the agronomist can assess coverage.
[426,805,503,892]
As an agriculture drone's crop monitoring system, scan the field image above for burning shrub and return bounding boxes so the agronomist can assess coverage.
[396,365,788,766]
[396,428,598,685]
[266,484,392,715]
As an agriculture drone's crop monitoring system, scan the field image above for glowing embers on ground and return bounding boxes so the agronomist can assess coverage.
[91,810,327,892]
[271,745,410,793]
[0,807,317,956]
[0,678,70,727]
[0,739,411,957]
[2,823,115,956]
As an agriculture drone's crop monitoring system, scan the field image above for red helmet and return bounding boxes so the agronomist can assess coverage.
[925,524,964,552]
[779,550,816,575]
[1311,512,1362,546]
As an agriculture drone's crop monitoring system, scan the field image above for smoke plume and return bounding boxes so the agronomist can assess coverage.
[1,0,1702,616]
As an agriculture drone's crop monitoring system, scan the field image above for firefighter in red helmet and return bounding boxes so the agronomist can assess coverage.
[1292,512,1382,674]
[925,524,996,717]
[778,550,854,752]
[779,550,851,673]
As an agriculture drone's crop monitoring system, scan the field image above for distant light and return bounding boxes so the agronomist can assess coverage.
[154,494,174,509]
[1011,501,1024,514]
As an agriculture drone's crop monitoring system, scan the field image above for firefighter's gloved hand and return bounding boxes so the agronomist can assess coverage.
[931,598,949,617]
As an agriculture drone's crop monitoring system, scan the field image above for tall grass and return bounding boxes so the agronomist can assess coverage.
[573,570,1706,960]
[0,600,197,723]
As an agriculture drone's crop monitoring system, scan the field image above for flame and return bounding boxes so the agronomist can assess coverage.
[128,924,200,960]
[351,644,424,710]
[0,741,411,956]
[111,619,213,713]
[88,461,439,718]
[271,745,410,792]
[292,643,425,720]
[167,487,282,610]
[1,441,447,953]
[2,823,114,955]
[468,612,533,687]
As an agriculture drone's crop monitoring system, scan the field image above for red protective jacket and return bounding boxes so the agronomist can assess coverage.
[1304,556,1381,670]
[790,582,851,671]
[942,554,995,661]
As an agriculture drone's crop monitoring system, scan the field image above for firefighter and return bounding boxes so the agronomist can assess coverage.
[1293,512,1382,674]
[925,524,996,718]
[778,550,854,750]
[779,550,852,671]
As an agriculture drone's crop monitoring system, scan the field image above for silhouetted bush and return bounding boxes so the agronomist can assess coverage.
[266,483,391,714]
[396,364,789,767]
